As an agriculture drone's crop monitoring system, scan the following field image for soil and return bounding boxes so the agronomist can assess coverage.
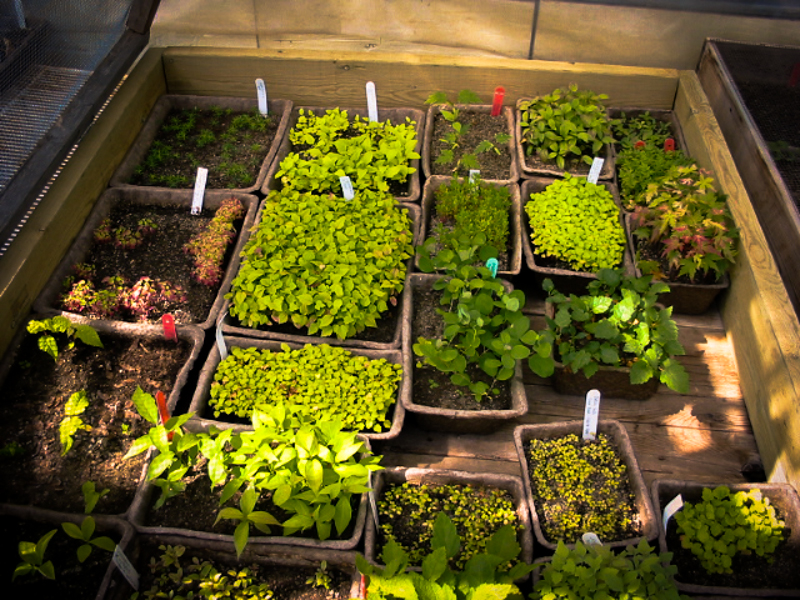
[426,206,511,271]
[0,330,192,514]
[1,514,119,600]
[411,286,512,411]
[131,541,354,600]
[665,514,800,590]
[129,106,280,189]
[430,111,514,180]
[61,201,244,325]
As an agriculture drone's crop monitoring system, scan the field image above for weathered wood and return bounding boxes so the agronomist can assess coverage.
[0,48,167,358]
[674,70,800,488]
[161,47,679,110]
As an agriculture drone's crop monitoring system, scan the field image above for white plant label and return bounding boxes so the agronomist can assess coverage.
[113,546,140,590]
[366,81,378,122]
[191,167,208,215]
[255,78,269,115]
[368,471,380,530]
[587,157,604,184]
[582,532,602,546]
[216,322,228,360]
[582,389,601,441]
[469,169,480,182]
[339,176,355,200]
[662,494,684,533]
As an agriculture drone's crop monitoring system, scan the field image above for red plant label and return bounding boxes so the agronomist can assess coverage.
[634,140,646,150]
[491,86,505,116]
[161,314,177,341]
[155,390,173,440]
[664,138,675,152]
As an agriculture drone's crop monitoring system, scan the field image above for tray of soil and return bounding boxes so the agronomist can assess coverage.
[415,176,522,276]
[109,95,292,193]
[521,177,635,297]
[401,274,528,434]
[186,336,408,441]
[1,504,134,600]
[220,201,419,350]
[0,316,202,518]
[33,188,258,330]
[103,533,360,600]
[263,106,424,202]
[652,479,800,597]
[364,467,533,572]
[514,420,658,553]
[422,104,519,183]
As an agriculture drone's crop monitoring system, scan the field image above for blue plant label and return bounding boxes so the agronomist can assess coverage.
[587,157,604,184]
[366,81,378,122]
[216,322,228,360]
[486,258,499,278]
[113,545,140,590]
[662,493,684,533]
[255,78,268,115]
[191,167,208,215]
[469,169,480,182]
[582,389,601,441]
[582,532,602,546]
[339,176,355,200]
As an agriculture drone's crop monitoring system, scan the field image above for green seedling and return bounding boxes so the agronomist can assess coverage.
[26,316,103,361]
[59,390,91,455]
[214,486,281,558]
[13,529,57,581]
[61,516,116,563]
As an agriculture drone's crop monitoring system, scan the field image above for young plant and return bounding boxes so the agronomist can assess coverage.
[519,84,615,170]
[540,269,689,393]
[616,144,694,210]
[674,486,786,575]
[426,90,512,176]
[61,516,116,563]
[209,343,402,433]
[26,316,103,361]
[59,389,91,455]
[306,560,332,590]
[214,486,281,558]
[228,188,412,339]
[183,196,246,286]
[631,164,739,283]
[356,512,533,600]
[534,540,688,600]
[13,529,57,581]
[612,111,674,151]
[525,174,626,272]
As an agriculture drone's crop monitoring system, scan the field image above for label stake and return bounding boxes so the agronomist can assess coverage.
[662,494,684,533]
[366,81,378,122]
[491,86,505,116]
[255,78,269,115]
[339,176,355,200]
[486,258,498,278]
[587,157,604,184]
[582,389,601,441]
[161,314,177,342]
[191,167,208,215]
[113,546,140,590]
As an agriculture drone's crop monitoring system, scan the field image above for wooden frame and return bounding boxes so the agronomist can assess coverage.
[0,46,797,492]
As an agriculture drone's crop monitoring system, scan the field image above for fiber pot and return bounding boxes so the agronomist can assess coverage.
[401,273,529,434]
[185,336,408,441]
[363,467,534,571]
[513,420,658,552]
[415,175,523,276]
[109,95,292,194]
[652,478,800,597]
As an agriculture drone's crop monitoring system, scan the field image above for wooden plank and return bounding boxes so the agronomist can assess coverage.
[161,47,679,110]
[0,48,167,359]
[674,71,800,488]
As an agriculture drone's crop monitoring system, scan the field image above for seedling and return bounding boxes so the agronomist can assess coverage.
[59,390,91,456]
[215,486,281,558]
[26,316,103,361]
[13,529,57,581]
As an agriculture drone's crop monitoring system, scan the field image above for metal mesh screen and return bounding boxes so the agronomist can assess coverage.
[0,0,134,195]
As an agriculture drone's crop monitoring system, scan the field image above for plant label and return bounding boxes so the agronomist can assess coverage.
[469,169,480,182]
[366,81,379,122]
[339,176,355,200]
[191,167,208,215]
[662,493,684,532]
[664,138,675,152]
[156,390,171,426]
[13,0,25,28]
[368,471,380,530]
[582,389,601,441]
[255,78,269,115]
[216,322,228,360]
[486,258,498,278]
[113,545,140,590]
[634,140,646,150]
[491,86,505,117]
[582,532,602,546]
[161,314,177,341]
[587,157,604,185]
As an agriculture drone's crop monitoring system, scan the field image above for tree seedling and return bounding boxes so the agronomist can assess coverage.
[13,529,57,581]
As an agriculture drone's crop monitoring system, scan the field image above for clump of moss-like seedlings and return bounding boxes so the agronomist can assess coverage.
[378,482,521,569]
[526,432,638,543]
[183,196,246,286]
[210,343,402,433]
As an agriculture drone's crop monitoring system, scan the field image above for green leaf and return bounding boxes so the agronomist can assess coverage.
[486,524,520,562]
[306,459,324,493]
[77,544,92,563]
[629,359,653,385]
[61,522,84,540]
[661,360,690,394]
[431,512,460,559]
[38,335,58,360]
[233,520,250,558]
[74,324,103,348]
[334,496,352,534]
[132,387,159,425]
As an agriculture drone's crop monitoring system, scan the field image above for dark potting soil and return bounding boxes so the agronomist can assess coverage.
[411,287,511,411]
[132,541,354,600]
[430,111,514,180]
[426,206,511,272]
[665,514,800,590]
[129,106,280,189]
[1,515,118,600]
[64,202,244,325]
[0,331,192,514]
